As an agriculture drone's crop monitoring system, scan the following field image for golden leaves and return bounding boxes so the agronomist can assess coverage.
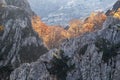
[0,25,4,31]
[32,12,107,49]
[113,8,120,19]
[32,16,69,49]
[68,12,107,37]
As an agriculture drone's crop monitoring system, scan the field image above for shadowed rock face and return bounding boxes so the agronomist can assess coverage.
[0,4,48,80]
[0,0,48,79]
[113,0,120,11]
[10,16,120,80]
[106,0,120,16]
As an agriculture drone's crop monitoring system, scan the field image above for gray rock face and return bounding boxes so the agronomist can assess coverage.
[112,0,120,11]
[10,16,120,80]
[0,5,47,80]
[5,0,35,17]
[106,0,120,16]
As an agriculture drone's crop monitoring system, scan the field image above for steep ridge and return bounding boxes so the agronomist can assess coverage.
[113,0,120,11]
[10,1,120,80]
[0,0,48,80]
[5,0,35,17]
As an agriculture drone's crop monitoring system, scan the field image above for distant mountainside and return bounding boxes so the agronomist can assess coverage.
[28,0,117,27]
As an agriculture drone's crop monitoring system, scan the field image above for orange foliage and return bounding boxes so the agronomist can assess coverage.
[68,12,107,37]
[84,12,107,27]
[68,19,83,37]
[0,25,4,31]
[32,12,107,49]
[32,16,70,49]
[32,16,49,37]
[82,23,94,32]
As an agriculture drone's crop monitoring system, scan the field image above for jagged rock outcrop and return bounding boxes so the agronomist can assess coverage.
[10,14,120,80]
[113,0,120,11]
[0,5,48,80]
[5,0,35,17]
[106,0,120,16]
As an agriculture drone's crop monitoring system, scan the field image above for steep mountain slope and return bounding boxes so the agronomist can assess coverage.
[113,0,120,11]
[10,1,120,80]
[0,0,48,79]
[10,16,120,80]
